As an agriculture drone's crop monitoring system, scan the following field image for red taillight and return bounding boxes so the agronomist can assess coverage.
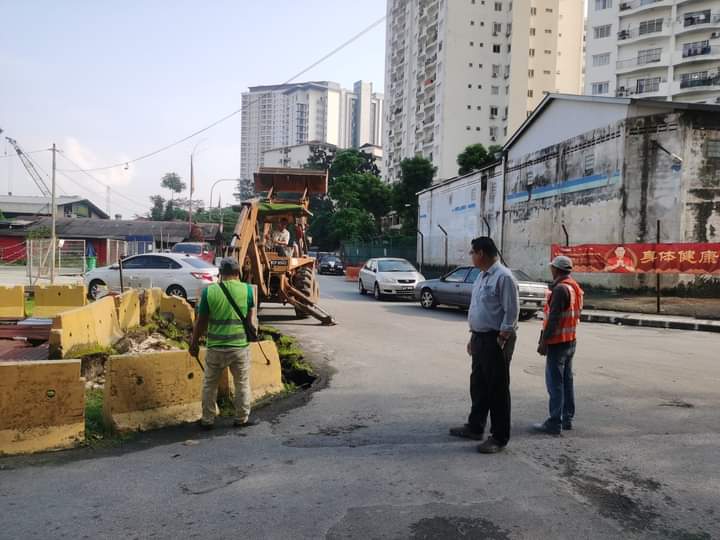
[191,272,215,282]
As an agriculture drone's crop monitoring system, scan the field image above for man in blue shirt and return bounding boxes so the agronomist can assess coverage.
[450,237,519,454]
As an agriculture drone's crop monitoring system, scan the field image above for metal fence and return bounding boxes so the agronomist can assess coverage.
[27,238,86,280]
[341,237,417,266]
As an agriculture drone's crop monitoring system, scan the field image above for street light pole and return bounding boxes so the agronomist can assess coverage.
[50,143,57,284]
[189,139,207,239]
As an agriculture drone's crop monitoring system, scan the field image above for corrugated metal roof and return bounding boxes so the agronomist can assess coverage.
[0,195,108,218]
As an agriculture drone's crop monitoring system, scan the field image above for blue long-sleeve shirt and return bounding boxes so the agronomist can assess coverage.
[468,261,519,334]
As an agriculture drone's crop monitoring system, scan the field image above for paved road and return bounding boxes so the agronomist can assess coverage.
[1,275,719,539]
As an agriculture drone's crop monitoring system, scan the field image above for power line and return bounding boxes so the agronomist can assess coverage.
[58,14,386,173]
[0,148,48,159]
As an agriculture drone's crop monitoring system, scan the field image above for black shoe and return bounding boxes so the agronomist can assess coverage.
[562,421,573,431]
[233,418,260,428]
[449,424,484,441]
[477,437,505,454]
[532,422,561,435]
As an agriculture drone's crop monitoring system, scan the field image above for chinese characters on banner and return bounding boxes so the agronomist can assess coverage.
[550,243,720,274]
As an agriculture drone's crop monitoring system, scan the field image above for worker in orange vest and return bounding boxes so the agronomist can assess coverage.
[534,255,584,435]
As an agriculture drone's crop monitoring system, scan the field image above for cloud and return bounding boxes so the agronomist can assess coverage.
[62,137,133,188]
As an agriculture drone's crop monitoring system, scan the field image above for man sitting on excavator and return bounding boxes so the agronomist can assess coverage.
[268,218,292,257]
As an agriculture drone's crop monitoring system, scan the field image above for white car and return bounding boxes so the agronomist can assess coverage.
[358,257,425,300]
[84,253,218,302]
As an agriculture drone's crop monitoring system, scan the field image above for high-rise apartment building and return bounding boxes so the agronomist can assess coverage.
[383,0,584,183]
[240,81,383,182]
[585,0,720,103]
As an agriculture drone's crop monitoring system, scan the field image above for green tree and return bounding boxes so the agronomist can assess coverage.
[235,178,255,201]
[305,144,336,171]
[457,143,502,175]
[161,172,186,200]
[329,208,376,243]
[330,148,380,178]
[330,172,392,226]
[392,157,436,234]
[149,195,166,221]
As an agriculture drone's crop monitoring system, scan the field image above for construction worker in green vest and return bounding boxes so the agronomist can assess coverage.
[189,257,257,430]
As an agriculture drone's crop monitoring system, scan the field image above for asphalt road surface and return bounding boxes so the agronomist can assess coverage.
[1,275,719,539]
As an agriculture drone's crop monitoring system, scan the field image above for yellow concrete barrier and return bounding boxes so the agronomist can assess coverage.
[114,289,140,331]
[103,350,203,432]
[0,360,85,455]
[141,288,163,325]
[49,296,123,358]
[216,340,284,403]
[34,284,87,318]
[0,285,25,319]
[159,293,195,328]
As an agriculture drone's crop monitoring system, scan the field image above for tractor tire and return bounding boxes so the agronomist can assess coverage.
[293,266,315,319]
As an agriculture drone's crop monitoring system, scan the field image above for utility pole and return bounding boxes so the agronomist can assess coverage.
[50,143,57,284]
[188,153,194,237]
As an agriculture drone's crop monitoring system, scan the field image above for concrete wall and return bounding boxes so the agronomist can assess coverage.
[159,293,195,328]
[33,284,86,318]
[0,360,85,455]
[103,350,203,432]
[114,289,140,331]
[49,296,123,358]
[0,285,24,318]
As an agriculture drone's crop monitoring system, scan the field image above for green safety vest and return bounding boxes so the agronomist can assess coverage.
[206,281,251,348]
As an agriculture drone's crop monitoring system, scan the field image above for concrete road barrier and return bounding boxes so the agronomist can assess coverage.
[114,289,140,331]
[216,340,284,403]
[141,288,163,325]
[103,350,203,432]
[159,293,195,328]
[0,285,25,319]
[49,296,123,358]
[0,360,85,455]
[33,284,87,318]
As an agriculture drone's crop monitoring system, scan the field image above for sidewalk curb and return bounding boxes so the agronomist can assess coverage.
[580,312,720,333]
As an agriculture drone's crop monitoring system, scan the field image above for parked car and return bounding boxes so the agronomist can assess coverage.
[84,253,219,302]
[358,258,425,300]
[318,255,345,275]
[414,266,547,320]
[171,242,215,264]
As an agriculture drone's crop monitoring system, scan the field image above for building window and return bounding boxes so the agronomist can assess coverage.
[595,0,612,9]
[490,106,499,118]
[493,22,502,34]
[543,69,551,75]
[466,126,471,131]
[528,89,534,97]
[470,41,474,46]
[468,83,473,88]
[529,48,535,56]
[636,76,661,94]
[492,86,499,94]
[544,49,552,54]
[685,10,712,27]
[528,69,535,77]
[593,24,612,39]
[706,140,720,158]
[682,40,710,58]
[476,127,481,131]
[469,62,474,67]
[493,44,501,53]
[584,154,595,176]
[545,29,552,34]
[489,126,498,139]
[592,53,611,66]
[495,2,502,11]
[545,7,553,12]
[477,105,482,110]
[492,64,500,77]
[467,105,472,109]
[591,81,609,95]
[638,47,662,65]
[530,27,536,36]
[639,18,663,35]
[470,20,475,25]
[530,7,536,15]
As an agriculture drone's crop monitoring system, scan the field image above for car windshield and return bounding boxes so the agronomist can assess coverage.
[185,257,215,269]
[324,257,341,263]
[512,269,533,281]
[173,244,201,254]
[378,259,415,272]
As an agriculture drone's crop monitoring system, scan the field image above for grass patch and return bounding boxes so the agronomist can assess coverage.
[260,324,315,387]
[65,343,117,359]
[83,388,133,447]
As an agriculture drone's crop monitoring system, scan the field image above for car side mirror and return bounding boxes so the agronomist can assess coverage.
[110,264,119,270]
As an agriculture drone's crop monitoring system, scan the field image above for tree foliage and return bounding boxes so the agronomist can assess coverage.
[391,157,436,234]
[235,178,255,201]
[457,143,502,175]
[161,172,186,199]
[149,195,166,221]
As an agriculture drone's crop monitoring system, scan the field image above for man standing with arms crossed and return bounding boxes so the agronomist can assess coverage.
[450,237,519,454]
[534,255,584,435]
[190,257,257,430]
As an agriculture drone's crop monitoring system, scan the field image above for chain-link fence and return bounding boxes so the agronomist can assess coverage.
[26,239,86,280]
[340,237,417,266]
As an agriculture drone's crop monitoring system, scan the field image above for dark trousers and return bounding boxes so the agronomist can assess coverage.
[545,341,576,428]
[468,331,516,446]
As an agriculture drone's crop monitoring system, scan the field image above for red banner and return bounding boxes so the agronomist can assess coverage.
[551,243,720,274]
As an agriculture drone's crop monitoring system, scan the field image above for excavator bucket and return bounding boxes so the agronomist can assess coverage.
[254,167,328,197]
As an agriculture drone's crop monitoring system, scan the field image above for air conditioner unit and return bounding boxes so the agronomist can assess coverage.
[711,31,720,39]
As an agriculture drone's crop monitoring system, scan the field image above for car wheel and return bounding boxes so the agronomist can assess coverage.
[420,288,437,310]
[373,283,384,301]
[166,285,187,299]
[518,310,537,321]
[358,279,367,295]
[88,279,106,301]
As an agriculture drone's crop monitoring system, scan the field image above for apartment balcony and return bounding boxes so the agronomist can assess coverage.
[617,23,672,44]
[616,53,667,74]
[672,71,720,95]
[616,80,669,98]
[676,12,720,35]
[618,0,671,16]
[675,43,720,66]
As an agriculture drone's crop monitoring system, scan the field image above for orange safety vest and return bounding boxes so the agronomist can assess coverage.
[543,277,584,345]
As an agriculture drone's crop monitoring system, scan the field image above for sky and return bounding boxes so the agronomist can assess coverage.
[0,0,387,218]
